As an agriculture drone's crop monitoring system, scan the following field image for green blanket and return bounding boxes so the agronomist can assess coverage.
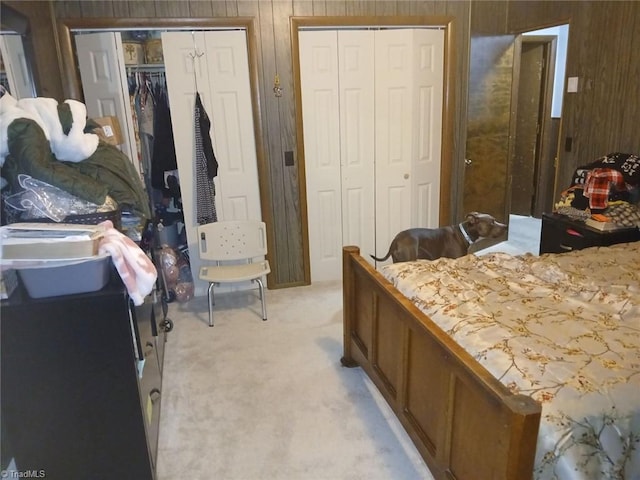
[3,115,150,221]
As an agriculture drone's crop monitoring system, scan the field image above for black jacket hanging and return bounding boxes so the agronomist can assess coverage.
[194,92,217,224]
[150,85,178,191]
[197,93,218,180]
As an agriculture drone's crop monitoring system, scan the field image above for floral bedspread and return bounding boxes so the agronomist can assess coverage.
[381,242,640,480]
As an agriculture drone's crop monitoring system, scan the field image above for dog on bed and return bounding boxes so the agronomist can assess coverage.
[370,212,507,263]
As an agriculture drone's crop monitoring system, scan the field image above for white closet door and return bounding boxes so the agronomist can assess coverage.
[162,30,261,296]
[74,32,139,177]
[0,35,35,99]
[411,29,444,228]
[300,30,375,282]
[338,30,376,268]
[374,30,417,262]
[301,28,444,280]
[202,30,261,222]
[299,30,343,282]
[373,29,444,265]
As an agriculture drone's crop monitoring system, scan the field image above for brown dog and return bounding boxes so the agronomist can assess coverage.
[370,212,507,263]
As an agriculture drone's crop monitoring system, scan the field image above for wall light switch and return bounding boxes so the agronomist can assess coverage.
[565,136,573,152]
[284,150,294,166]
[567,77,579,93]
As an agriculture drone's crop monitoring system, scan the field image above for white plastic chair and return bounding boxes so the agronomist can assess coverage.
[197,220,270,327]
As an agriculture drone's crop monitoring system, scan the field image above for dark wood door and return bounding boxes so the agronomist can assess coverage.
[512,41,546,215]
[512,35,557,218]
[463,35,515,224]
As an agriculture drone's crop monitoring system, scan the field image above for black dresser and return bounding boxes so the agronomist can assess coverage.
[539,212,640,254]
[1,274,168,480]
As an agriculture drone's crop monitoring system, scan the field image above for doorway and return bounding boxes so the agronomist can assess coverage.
[74,28,261,297]
[464,24,568,243]
[58,18,270,295]
[511,35,556,217]
[517,24,569,218]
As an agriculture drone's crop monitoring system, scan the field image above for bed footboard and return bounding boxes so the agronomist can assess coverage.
[341,246,541,480]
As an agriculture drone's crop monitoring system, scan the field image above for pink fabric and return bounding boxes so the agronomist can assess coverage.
[97,220,157,305]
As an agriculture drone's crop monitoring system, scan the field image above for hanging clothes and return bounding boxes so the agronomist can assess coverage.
[136,73,156,137]
[199,94,218,181]
[133,71,157,198]
[194,92,218,224]
[150,83,177,192]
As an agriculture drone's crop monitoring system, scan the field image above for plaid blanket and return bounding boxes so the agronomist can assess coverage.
[583,168,626,209]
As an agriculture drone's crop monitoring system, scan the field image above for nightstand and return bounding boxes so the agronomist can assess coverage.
[539,212,640,254]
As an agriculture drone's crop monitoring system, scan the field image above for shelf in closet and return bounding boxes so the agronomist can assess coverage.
[126,63,165,71]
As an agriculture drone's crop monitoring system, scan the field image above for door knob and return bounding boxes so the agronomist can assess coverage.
[465,158,472,166]
[404,173,410,179]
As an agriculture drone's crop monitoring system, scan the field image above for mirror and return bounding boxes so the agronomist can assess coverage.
[0,4,37,99]
[0,33,36,98]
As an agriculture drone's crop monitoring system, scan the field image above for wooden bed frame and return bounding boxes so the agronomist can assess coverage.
[341,246,542,480]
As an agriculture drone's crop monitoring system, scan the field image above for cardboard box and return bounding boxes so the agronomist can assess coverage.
[0,223,106,260]
[93,116,124,146]
[144,38,164,64]
[122,41,145,65]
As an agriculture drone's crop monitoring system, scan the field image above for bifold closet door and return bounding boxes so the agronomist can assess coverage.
[300,28,444,282]
[374,29,444,262]
[300,30,375,283]
[162,30,261,296]
[75,32,140,177]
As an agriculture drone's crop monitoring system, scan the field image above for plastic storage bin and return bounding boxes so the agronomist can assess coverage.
[17,255,112,299]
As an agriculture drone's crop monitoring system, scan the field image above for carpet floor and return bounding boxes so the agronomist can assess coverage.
[157,282,430,480]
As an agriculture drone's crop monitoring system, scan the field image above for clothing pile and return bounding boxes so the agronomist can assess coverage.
[0,91,151,225]
[555,152,640,227]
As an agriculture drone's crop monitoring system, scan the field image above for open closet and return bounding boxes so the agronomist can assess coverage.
[73,28,262,298]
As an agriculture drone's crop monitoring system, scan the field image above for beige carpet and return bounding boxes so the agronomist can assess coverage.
[157,215,541,479]
[157,282,432,480]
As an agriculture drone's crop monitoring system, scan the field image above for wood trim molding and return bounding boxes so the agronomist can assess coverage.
[440,17,456,225]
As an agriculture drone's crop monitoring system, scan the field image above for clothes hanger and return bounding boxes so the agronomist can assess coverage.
[189,31,204,93]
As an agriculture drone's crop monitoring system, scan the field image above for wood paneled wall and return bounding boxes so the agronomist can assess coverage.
[9,1,640,287]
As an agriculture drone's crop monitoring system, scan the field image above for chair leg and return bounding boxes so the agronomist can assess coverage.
[256,278,267,321]
[207,282,216,327]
